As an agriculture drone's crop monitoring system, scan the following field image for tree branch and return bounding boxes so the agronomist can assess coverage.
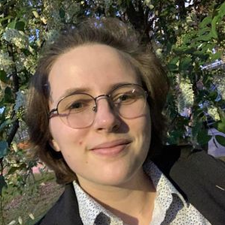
[7,119,19,146]
[5,44,20,147]
[7,44,19,93]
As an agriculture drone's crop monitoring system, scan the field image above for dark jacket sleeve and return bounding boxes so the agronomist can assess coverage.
[34,184,83,225]
[154,145,225,225]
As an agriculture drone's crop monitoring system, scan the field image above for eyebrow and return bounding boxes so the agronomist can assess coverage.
[60,87,91,99]
[58,82,137,100]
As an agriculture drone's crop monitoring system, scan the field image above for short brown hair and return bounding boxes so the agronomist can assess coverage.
[26,18,169,184]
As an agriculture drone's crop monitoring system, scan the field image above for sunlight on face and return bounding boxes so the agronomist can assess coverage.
[48,44,151,189]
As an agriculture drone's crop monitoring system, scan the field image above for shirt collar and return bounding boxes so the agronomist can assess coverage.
[73,181,123,225]
[73,181,105,225]
[144,161,188,208]
[73,160,187,225]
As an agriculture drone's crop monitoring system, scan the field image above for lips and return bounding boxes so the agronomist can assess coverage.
[90,139,131,156]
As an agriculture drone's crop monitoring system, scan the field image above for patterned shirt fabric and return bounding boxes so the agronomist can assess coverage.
[73,161,211,225]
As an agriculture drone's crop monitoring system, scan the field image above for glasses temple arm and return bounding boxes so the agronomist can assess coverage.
[49,109,58,118]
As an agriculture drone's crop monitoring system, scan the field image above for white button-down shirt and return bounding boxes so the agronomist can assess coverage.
[73,161,211,225]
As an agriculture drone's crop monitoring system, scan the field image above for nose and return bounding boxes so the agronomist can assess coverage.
[92,97,121,132]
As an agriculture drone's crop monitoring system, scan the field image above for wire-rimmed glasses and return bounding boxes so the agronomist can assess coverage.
[49,83,148,129]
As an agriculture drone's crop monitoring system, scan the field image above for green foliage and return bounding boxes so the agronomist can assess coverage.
[0,141,8,158]
[217,119,225,133]
[0,175,7,195]
[0,0,225,223]
[215,135,225,146]
[1,172,63,225]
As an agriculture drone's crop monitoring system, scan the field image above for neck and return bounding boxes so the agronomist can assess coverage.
[78,169,156,225]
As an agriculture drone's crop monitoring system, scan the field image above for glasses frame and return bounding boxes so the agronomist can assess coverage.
[49,83,149,128]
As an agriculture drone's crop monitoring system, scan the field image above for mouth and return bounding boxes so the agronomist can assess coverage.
[90,139,131,156]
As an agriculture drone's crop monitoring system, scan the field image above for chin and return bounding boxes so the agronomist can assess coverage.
[93,167,140,188]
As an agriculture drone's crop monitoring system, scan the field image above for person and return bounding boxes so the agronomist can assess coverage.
[26,18,225,225]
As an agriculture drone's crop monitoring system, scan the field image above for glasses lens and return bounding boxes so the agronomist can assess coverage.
[58,94,95,128]
[111,85,147,119]
[55,84,147,129]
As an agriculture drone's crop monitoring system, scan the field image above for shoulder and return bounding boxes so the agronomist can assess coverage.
[153,145,225,225]
[34,184,83,225]
[153,144,225,197]
[154,144,225,182]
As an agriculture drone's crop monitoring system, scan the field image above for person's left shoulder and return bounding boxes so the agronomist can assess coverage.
[154,144,225,225]
[174,145,225,182]
[154,144,225,181]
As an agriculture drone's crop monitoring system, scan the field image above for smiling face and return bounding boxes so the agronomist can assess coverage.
[48,44,151,189]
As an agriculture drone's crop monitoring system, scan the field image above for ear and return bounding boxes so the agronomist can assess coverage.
[49,139,61,152]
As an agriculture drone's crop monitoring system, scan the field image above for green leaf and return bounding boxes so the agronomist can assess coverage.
[211,16,218,38]
[0,141,8,158]
[179,57,192,71]
[168,57,179,71]
[15,21,26,31]
[8,166,20,175]
[210,51,222,61]
[0,119,13,132]
[0,70,8,83]
[4,87,14,103]
[217,119,225,133]
[167,130,183,145]
[199,16,212,28]
[197,130,212,146]
[197,27,211,36]
[196,33,213,41]
[192,121,202,138]
[7,19,17,29]
[208,91,218,101]
[0,175,7,195]
[196,27,212,41]
[193,50,204,57]
[59,8,65,19]
[0,16,13,24]
[8,164,27,175]
[219,2,225,14]
[215,135,225,147]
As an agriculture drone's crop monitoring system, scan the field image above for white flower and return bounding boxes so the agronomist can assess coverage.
[156,48,162,57]
[144,0,154,9]
[208,106,220,121]
[214,75,225,100]
[24,55,37,74]
[2,28,29,49]
[0,51,14,73]
[217,84,225,100]
[177,77,194,114]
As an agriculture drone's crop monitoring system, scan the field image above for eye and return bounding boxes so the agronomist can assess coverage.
[113,91,137,105]
[66,99,92,113]
[69,101,83,109]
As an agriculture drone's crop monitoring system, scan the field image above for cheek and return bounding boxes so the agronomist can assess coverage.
[145,111,152,146]
[49,118,86,151]
[128,118,151,151]
[139,107,151,134]
[145,113,152,140]
[136,109,151,151]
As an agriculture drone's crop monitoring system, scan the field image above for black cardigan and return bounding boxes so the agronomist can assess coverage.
[35,146,225,225]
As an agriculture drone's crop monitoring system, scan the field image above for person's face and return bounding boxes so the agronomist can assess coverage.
[48,44,151,189]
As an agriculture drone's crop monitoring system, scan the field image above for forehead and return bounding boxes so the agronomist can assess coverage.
[48,44,139,102]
